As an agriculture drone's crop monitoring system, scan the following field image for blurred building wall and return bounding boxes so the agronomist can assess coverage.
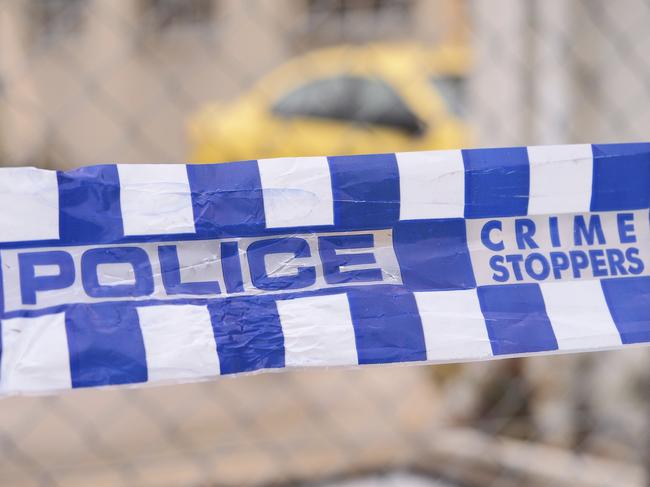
[470,0,650,147]
[0,0,464,168]
[469,0,650,459]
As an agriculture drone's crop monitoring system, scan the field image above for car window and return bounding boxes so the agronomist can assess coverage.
[272,75,424,135]
[429,75,466,118]
[352,77,424,135]
[272,76,356,121]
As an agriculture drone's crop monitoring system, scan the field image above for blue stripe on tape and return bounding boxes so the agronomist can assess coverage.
[601,276,650,344]
[0,319,3,385]
[347,286,426,364]
[66,303,147,388]
[328,153,400,229]
[209,296,284,375]
[187,160,266,237]
[591,143,650,212]
[58,165,124,244]
[393,219,476,291]
[0,252,4,316]
[478,283,558,355]
[462,147,530,218]
[2,143,650,395]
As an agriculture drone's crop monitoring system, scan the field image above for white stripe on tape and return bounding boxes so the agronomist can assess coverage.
[540,280,622,350]
[0,167,59,243]
[415,289,492,361]
[118,164,195,236]
[397,150,465,220]
[277,294,358,367]
[527,144,593,215]
[1,313,71,393]
[138,304,220,382]
[258,156,334,228]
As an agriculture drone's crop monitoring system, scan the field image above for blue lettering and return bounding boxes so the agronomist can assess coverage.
[247,237,316,290]
[505,254,525,281]
[626,247,645,275]
[318,234,382,285]
[159,245,221,295]
[550,251,570,279]
[515,219,539,250]
[81,247,154,298]
[489,255,509,282]
[588,249,608,277]
[19,251,75,305]
[525,253,550,280]
[617,213,637,244]
[569,250,589,278]
[481,220,504,251]
[605,248,627,276]
[221,241,244,293]
[574,215,606,246]
[549,216,561,247]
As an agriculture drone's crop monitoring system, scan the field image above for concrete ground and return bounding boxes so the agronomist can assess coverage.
[0,365,443,486]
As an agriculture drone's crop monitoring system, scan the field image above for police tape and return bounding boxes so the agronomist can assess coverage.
[1,143,649,395]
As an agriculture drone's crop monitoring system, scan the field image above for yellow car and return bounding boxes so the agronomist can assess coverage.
[189,43,470,163]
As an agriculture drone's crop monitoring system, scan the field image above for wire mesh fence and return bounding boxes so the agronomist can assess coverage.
[1,0,650,485]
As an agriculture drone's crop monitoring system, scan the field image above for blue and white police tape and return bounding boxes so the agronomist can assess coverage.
[1,142,650,395]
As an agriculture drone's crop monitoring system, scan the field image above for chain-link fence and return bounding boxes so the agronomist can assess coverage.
[1,0,650,485]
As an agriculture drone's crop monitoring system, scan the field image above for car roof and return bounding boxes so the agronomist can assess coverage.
[249,42,469,98]
[297,42,468,73]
